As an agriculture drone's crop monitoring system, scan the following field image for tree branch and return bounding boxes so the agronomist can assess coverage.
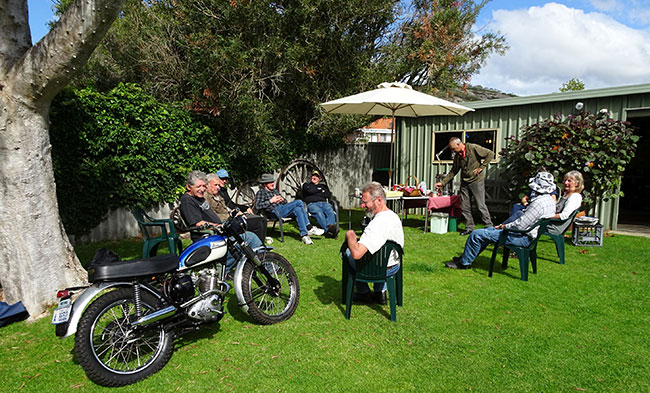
[0,0,32,73]
[7,0,125,104]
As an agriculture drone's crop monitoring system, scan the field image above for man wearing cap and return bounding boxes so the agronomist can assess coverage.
[205,171,268,243]
[255,173,324,245]
[302,170,338,238]
[445,171,557,269]
[434,137,494,236]
[179,170,263,271]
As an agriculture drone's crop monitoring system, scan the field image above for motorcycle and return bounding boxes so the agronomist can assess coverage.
[51,213,299,387]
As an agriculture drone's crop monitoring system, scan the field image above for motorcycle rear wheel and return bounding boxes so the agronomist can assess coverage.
[74,288,174,387]
[241,252,300,324]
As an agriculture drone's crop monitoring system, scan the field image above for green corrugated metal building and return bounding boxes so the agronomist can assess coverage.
[395,83,650,230]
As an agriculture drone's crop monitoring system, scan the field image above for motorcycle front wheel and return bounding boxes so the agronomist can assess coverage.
[241,251,300,324]
[74,288,174,387]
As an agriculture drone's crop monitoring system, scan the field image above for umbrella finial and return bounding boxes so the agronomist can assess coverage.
[378,81,412,90]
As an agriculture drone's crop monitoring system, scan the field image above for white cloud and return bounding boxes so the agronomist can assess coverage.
[471,2,650,96]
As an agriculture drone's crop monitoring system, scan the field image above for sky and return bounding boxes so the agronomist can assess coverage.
[26,0,650,97]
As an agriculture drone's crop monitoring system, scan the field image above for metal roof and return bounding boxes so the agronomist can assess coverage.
[463,82,650,109]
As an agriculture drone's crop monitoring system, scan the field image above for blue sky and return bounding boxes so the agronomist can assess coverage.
[26,0,650,96]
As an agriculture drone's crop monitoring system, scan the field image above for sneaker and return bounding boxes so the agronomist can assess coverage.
[302,235,313,245]
[307,226,325,236]
[265,237,274,245]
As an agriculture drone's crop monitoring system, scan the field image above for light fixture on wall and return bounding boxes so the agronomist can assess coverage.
[575,102,584,111]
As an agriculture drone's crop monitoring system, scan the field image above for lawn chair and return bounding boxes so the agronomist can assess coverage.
[131,208,182,259]
[489,219,550,281]
[264,207,294,243]
[341,241,404,322]
[540,209,579,265]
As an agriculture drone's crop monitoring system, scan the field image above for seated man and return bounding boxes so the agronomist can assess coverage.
[179,170,263,269]
[205,171,268,243]
[302,170,338,238]
[342,182,404,305]
[254,173,324,245]
[445,171,557,269]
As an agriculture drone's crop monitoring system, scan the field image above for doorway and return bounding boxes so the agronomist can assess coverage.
[618,113,650,232]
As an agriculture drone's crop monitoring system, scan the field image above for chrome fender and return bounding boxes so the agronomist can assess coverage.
[232,246,271,314]
[60,281,164,339]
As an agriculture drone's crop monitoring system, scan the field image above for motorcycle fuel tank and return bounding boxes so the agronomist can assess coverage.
[178,234,228,271]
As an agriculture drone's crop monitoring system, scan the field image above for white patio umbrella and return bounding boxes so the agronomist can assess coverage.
[320,81,474,186]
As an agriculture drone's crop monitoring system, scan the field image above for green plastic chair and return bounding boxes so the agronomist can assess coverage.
[540,209,579,265]
[341,240,404,322]
[131,208,183,259]
[489,219,550,281]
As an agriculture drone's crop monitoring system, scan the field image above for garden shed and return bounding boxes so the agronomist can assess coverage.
[394,83,650,230]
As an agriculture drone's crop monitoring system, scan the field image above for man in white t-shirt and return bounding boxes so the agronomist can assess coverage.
[343,182,404,305]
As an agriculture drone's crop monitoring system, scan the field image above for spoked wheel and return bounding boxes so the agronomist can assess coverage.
[74,288,174,387]
[276,159,328,200]
[241,252,300,324]
[232,180,258,209]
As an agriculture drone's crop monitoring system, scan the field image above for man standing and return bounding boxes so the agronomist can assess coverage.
[343,182,404,305]
[302,170,338,238]
[445,172,557,269]
[255,173,324,245]
[434,137,494,235]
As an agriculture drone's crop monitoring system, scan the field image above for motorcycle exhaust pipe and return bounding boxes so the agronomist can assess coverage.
[131,305,177,327]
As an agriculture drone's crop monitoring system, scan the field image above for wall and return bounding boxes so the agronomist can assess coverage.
[397,84,650,229]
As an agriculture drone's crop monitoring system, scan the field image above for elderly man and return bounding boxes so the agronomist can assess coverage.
[205,171,268,243]
[445,171,557,269]
[254,173,324,245]
[179,170,263,269]
[302,170,338,238]
[434,137,494,236]
[343,182,404,305]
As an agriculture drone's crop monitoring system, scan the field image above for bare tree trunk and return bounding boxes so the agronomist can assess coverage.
[0,0,125,318]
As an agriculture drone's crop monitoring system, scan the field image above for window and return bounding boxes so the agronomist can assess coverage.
[432,129,498,162]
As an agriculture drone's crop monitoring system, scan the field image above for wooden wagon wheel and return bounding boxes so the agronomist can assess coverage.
[232,180,258,209]
[275,159,328,200]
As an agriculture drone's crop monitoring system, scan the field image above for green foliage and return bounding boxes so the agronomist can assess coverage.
[500,111,639,208]
[383,0,508,95]
[49,83,224,235]
[3,217,650,392]
[560,77,585,92]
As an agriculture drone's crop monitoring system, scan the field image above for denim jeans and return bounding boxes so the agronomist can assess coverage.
[307,201,336,229]
[459,227,532,266]
[225,231,263,269]
[345,249,400,293]
[275,200,310,236]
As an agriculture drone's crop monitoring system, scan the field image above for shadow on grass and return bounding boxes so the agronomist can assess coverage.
[313,274,393,320]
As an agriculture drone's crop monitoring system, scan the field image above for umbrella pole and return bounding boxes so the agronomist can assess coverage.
[388,112,396,188]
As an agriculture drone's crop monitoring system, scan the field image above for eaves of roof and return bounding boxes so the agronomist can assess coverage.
[462,82,650,110]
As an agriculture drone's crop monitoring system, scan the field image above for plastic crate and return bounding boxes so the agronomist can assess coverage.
[429,212,449,234]
[572,222,603,247]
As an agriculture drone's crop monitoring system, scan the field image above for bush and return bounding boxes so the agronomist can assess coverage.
[500,111,639,208]
[50,83,225,235]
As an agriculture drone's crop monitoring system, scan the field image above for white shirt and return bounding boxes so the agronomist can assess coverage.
[359,209,404,267]
[558,193,582,220]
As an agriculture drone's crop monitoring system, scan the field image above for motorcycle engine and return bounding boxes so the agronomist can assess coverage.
[167,274,195,303]
[187,268,225,323]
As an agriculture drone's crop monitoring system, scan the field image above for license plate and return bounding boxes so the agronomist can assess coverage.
[51,299,71,325]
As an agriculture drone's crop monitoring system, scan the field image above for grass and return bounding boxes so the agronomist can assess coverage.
[1,209,649,392]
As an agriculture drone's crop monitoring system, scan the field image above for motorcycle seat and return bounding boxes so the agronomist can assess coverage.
[87,254,179,282]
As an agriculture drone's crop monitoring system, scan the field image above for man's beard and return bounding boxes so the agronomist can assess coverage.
[365,209,375,219]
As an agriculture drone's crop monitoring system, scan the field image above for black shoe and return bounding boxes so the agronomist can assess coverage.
[352,292,373,303]
[372,291,387,305]
[460,230,473,236]
[325,224,339,239]
[445,259,471,269]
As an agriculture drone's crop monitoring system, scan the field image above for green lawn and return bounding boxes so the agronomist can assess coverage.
[2,210,649,392]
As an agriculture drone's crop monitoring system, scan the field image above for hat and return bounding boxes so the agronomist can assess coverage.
[311,170,322,178]
[528,171,556,194]
[259,173,275,184]
[216,169,229,179]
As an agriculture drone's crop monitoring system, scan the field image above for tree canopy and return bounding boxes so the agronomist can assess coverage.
[59,0,506,176]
